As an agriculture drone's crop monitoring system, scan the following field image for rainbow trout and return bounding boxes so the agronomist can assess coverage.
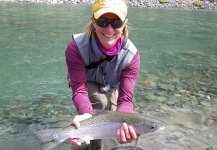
[36,110,165,150]
[111,146,144,150]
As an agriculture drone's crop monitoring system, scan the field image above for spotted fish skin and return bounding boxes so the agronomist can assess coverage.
[36,110,165,150]
[111,146,144,150]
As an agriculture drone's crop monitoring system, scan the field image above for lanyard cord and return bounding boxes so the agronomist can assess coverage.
[100,63,111,93]
[101,63,106,86]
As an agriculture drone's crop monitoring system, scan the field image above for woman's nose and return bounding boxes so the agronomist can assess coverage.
[104,24,114,30]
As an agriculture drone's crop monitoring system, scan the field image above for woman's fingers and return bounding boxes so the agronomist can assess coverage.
[122,123,131,143]
[68,137,81,146]
[117,127,123,144]
[85,140,90,145]
[71,113,92,128]
[68,113,92,146]
[117,123,137,144]
[128,125,137,140]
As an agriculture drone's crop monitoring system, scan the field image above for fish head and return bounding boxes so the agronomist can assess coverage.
[149,121,165,132]
[136,117,165,134]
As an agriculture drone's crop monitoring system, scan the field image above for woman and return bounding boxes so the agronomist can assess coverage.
[65,0,140,149]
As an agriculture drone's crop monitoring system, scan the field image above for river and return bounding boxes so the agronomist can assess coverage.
[0,2,217,150]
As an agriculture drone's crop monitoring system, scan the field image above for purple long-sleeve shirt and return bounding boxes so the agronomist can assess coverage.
[65,40,140,115]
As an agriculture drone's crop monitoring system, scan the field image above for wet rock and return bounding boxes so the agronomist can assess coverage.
[188,95,197,101]
[210,109,217,119]
[175,82,184,90]
[166,100,177,106]
[154,91,167,97]
[201,86,208,92]
[205,118,214,126]
[157,83,175,92]
[199,101,211,107]
[176,120,197,130]
[181,50,206,58]
[5,0,217,10]
[178,90,189,95]
[143,73,158,86]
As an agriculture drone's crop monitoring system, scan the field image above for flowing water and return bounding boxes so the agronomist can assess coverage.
[0,2,217,150]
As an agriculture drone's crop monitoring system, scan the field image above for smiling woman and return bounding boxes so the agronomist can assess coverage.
[92,13,126,50]
[65,0,140,149]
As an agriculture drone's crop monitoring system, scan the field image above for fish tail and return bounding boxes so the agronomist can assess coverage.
[36,129,61,150]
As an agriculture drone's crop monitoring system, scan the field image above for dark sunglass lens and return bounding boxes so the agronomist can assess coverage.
[95,18,123,29]
[111,20,123,28]
[95,18,109,28]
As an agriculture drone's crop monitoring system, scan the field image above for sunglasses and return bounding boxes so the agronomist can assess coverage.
[94,18,124,29]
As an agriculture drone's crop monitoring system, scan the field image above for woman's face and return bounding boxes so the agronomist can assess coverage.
[92,13,125,50]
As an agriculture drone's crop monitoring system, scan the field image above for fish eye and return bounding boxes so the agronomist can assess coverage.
[150,124,156,129]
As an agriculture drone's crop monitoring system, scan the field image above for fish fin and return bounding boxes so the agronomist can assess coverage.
[36,129,62,150]
[36,129,57,143]
[93,109,110,115]
[41,141,60,150]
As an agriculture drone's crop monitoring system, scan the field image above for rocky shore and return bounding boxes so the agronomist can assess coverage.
[3,0,217,10]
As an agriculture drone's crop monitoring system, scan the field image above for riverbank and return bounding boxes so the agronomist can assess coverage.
[2,0,217,10]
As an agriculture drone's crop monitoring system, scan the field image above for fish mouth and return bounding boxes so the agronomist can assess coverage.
[159,125,165,130]
[158,122,165,131]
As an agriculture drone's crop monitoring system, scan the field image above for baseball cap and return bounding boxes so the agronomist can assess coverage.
[92,0,127,21]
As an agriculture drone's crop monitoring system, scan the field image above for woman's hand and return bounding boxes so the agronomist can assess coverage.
[68,113,92,146]
[117,123,138,144]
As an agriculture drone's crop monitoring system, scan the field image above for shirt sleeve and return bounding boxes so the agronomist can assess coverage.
[65,40,94,115]
[116,51,140,113]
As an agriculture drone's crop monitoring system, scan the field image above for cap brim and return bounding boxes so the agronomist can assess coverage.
[94,8,126,21]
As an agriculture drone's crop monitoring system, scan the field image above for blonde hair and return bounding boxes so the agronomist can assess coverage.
[84,19,129,40]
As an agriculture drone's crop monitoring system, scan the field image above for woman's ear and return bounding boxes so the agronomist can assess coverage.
[91,16,95,23]
[91,16,96,28]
